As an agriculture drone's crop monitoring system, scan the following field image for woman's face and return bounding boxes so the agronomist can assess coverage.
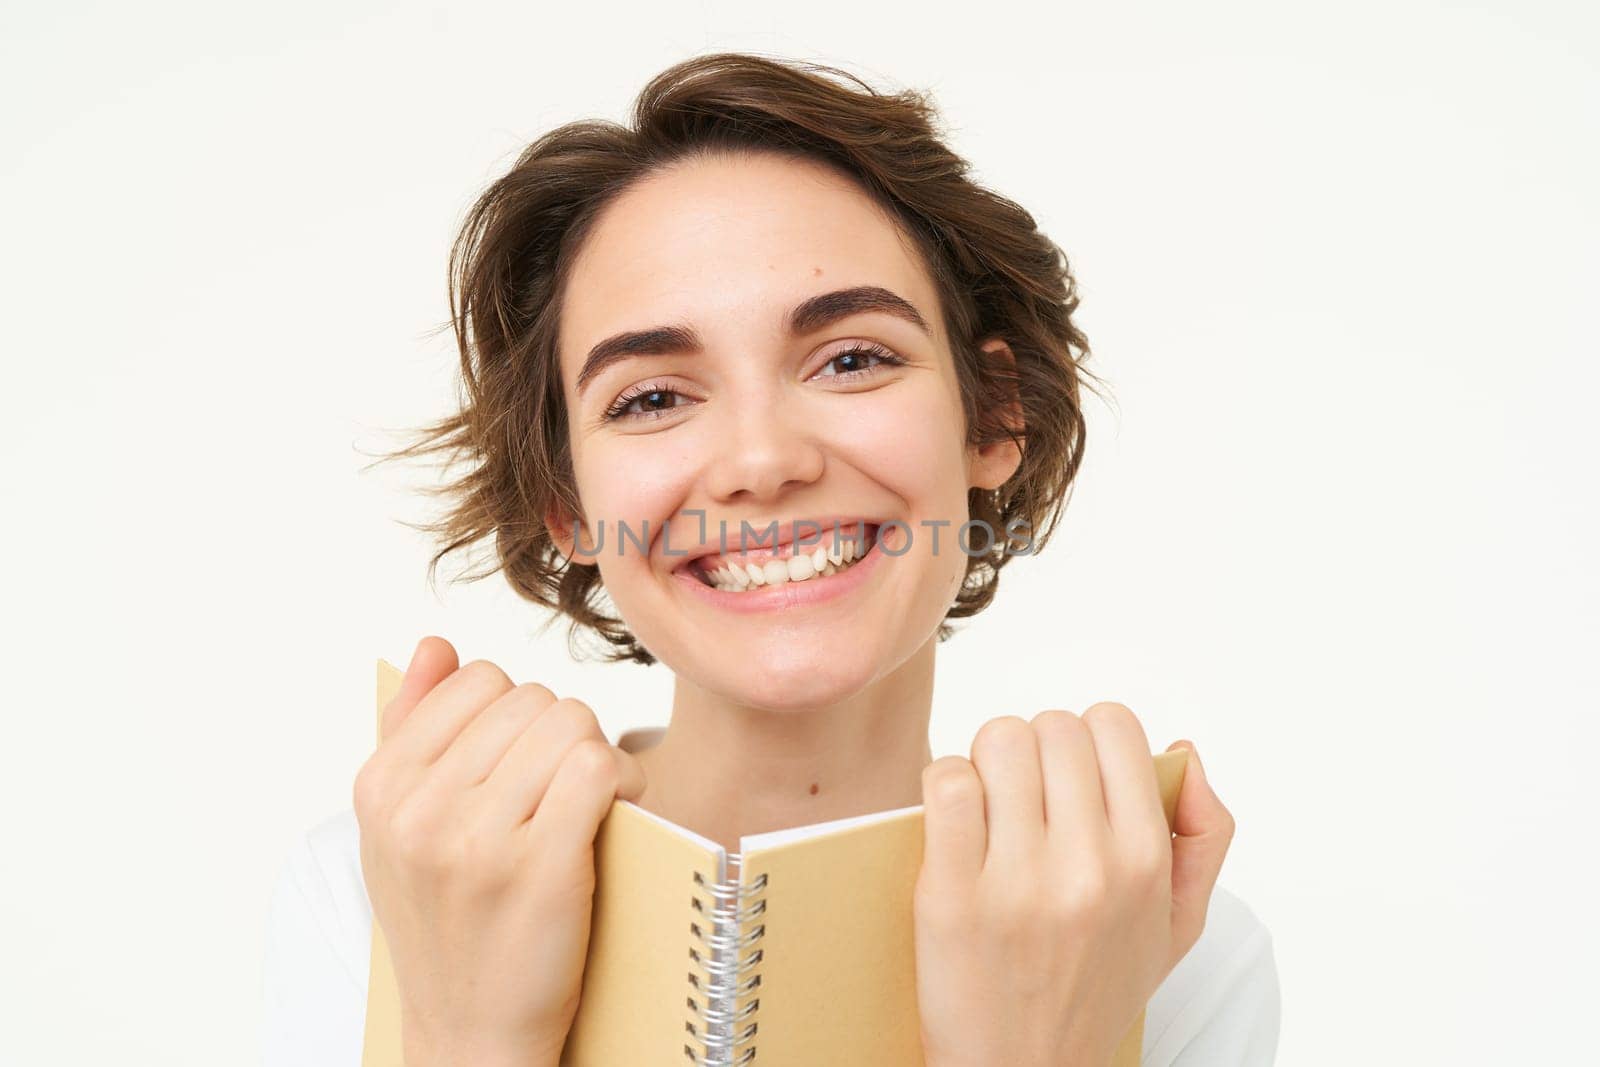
[554,152,1019,711]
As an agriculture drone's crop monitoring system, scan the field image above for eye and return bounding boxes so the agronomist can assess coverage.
[603,382,695,422]
[812,342,906,380]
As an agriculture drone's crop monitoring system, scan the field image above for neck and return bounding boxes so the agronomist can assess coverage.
[633,635,937,854]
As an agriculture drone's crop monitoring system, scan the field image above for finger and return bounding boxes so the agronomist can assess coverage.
[527,739,644,864]
[919,756,987,886]
[385,659,516,769]
[1166,740,1235,949]
[380,636,459,743]
[1081,703,1166,841]
[425,682,559,792]
[969,716,1045,868]
[1031,710,1110,853]
[482,698,616,826]
[615,748,647,801]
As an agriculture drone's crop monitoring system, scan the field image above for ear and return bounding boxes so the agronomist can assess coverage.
[966,337,1025,492]
[545,497,598,567]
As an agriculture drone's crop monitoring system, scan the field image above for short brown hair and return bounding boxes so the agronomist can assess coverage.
[397,52,1098,665]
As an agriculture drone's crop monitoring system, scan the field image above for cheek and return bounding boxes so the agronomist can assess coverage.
[833,382,975,604]
[572,438,693,540]
[821,378,971,513]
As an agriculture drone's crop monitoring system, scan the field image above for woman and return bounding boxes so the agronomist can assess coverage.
[263,52,1280,1066]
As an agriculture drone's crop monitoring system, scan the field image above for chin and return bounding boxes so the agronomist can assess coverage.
[680,641,895,713]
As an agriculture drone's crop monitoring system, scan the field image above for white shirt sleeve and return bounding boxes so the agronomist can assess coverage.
[260,809,1281,1066]
[261,809,371,1067]
[1142,884,1282,1066]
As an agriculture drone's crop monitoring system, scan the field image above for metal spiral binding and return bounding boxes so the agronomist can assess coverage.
[684,853,768,1065]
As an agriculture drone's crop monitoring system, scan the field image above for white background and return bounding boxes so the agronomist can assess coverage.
[3,1,1595,1063]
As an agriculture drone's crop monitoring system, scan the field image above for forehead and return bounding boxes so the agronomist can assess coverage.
[558,153,943,377]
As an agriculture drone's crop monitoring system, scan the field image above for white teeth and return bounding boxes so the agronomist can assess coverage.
[698,527,874,592]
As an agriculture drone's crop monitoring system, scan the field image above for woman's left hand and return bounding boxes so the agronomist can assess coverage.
[912,705,1234,1067]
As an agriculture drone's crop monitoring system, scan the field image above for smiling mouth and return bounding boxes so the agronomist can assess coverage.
[685,523,881,592]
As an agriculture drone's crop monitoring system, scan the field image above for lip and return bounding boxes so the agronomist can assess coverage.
[672,525,888,613]
[664,516,881,571]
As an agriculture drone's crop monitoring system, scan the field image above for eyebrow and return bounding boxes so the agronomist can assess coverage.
[574,285,932,395]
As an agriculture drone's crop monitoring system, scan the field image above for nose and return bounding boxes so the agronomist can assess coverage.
[700,388,826,504]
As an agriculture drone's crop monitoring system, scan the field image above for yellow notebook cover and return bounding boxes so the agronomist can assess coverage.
[361,660,1186,1066]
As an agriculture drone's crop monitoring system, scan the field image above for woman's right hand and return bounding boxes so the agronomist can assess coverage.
[352,636,646,1067]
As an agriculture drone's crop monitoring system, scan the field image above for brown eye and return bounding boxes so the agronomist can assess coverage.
[604,382,694,421]
[814,343,904,379]
[634,390,674,412]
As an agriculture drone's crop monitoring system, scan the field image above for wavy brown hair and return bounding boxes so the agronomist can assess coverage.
[395,51,1100,665]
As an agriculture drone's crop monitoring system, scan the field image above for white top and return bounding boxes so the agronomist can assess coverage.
[261,730,1281,1066]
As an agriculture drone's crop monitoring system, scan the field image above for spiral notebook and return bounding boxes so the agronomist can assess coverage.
[361,661,1188,1066]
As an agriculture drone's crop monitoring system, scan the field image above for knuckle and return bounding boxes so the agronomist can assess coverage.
[922,754,970,783]
[922,757,981,809]
[1040,880,1087,924]
[453,823,489,867]
[487,685,555,732]
[1038,890,1078,928]
[387,800,444,868]
[971,715,1033,762]
[508,681,558,711]
[1065,867,1110,911]
[563,738,616,782]
[459,659,514,696]
[975,714,1031,746]
[1030,708,1082,736]
[1126,837,1172,882]
[549,697,602,737]
[453,816,512,882]
[1082,702,1153,749]
[1082,701,1135,727]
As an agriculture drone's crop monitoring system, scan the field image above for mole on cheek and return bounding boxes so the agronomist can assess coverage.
[808,782,820,796]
